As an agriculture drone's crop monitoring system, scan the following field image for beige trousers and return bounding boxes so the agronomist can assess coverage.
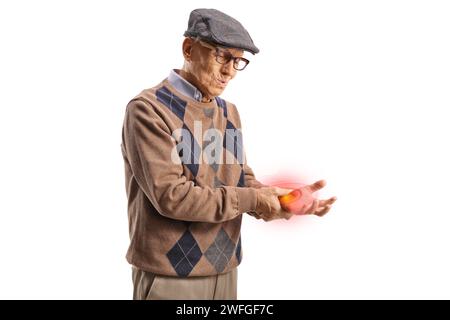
[132,267,238,300]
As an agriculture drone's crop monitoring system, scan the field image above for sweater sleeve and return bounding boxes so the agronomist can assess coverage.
[122,99,258,223]
[243,163,265,219]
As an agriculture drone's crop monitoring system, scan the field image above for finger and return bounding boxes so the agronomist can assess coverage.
[314,207,325,217]
[306,180,326,193]
[315,205,331,217]
[319,196,337,207]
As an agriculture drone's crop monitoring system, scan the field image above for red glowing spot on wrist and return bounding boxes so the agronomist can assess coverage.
[279,189,302,204]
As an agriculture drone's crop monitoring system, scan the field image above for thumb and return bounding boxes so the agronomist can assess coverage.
[307,180,326,193]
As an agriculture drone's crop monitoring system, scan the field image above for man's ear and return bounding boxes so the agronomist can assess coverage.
[182,38,194,62]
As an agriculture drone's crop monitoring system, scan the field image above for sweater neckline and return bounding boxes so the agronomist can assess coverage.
[162,78,218,110]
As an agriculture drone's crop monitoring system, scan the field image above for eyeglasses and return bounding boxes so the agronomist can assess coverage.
[197,40,250,71]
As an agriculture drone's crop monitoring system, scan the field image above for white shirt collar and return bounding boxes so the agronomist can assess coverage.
[168,69,204,102]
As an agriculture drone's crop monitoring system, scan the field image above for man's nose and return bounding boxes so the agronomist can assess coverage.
[221,60,235,76]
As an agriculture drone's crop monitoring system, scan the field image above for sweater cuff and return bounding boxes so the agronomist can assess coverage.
[235,187,258,213]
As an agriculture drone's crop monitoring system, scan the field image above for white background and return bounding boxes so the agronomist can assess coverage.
[0,0,449,299]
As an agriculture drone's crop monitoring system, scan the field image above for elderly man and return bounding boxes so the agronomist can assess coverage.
[121,8,336,300]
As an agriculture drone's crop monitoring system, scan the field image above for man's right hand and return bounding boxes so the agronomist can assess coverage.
[254,187,294,221]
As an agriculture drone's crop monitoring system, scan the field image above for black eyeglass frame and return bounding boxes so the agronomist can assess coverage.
[196,40,250,71]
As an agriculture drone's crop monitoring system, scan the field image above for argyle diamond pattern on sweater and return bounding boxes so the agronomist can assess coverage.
[215,96,228,118]
[223,120,244,164]
[166,230,202,277]
[204,228,236,273]
[181,123,200,177]
[155,86,245,187]
[166,227,242,276]
[156,86,187,121]
[235,235,242,263]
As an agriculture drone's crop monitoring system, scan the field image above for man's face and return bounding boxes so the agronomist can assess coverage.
[183,38,245,100]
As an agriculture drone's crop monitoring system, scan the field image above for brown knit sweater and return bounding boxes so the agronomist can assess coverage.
[121,78,265,277]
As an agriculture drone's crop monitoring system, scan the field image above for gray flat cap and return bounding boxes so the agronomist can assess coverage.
[184,8,259,54]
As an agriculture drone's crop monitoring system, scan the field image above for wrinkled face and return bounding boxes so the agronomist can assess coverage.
[182,38,245,101]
